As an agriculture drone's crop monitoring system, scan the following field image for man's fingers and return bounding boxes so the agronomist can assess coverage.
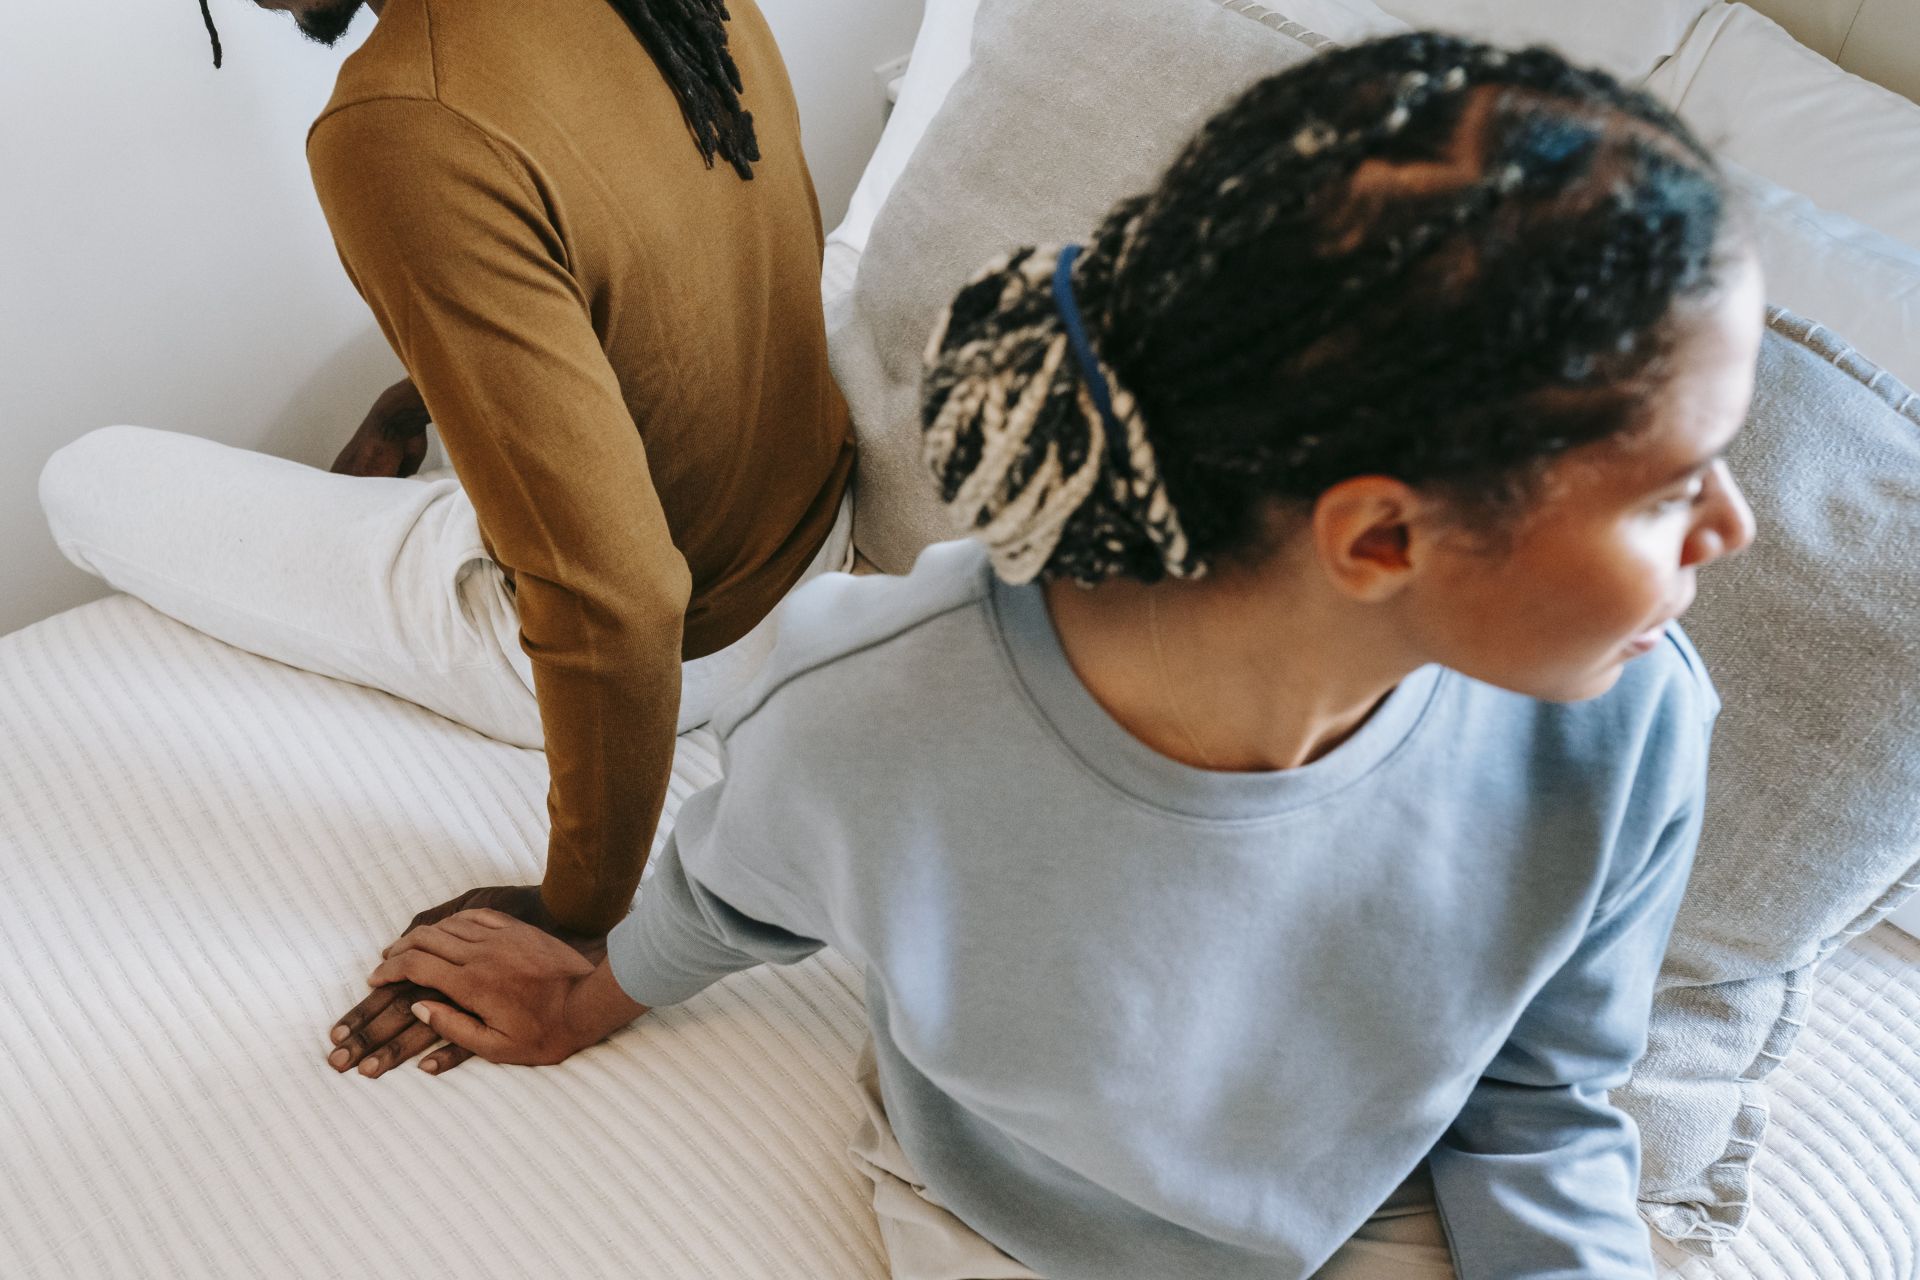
[420,1044,477,1075]
[356,1019,440,1078]
[328,985,410,1057]
[412,1001,509,1062]
[408,892,483,933]
[397,433,427,478]
[329,995,418,1072]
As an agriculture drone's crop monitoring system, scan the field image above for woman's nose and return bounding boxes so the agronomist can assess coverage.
[1682,461,1755,569]
[1714,462,1757,559]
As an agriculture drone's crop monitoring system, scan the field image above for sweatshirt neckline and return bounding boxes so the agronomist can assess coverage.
[987,572,1444,822]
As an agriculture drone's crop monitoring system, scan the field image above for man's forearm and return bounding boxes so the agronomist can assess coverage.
[527,588,687,935]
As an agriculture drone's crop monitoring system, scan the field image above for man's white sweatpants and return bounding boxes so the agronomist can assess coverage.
[36,424,854,750]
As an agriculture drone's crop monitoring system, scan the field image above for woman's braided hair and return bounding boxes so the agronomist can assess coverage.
[922,33,1735,586]
[196,0,759,178]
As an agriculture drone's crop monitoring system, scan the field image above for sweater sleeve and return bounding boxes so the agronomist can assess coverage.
[605,768,826,1009]
[1427,732,1711,1279]
[308,97,691,935]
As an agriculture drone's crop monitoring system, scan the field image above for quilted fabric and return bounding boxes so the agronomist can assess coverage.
[0,596,884,1279]
[1651,924,1920,1279]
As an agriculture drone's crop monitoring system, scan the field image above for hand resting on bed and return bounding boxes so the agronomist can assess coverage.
[326,884,607,1077]
[369,909,649,1068]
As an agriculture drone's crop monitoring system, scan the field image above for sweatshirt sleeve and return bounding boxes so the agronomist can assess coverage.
[308,98,691,935]
[1427,720,1711,1278]
[605,769,826,1009]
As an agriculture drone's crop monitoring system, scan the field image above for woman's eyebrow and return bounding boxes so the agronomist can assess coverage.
[1654,433,1738,488]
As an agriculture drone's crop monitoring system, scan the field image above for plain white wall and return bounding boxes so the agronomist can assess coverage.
[1,0,920,639]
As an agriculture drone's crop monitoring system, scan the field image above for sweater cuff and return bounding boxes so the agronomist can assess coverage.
[603,856,741,1007]
[606,912,701,1008]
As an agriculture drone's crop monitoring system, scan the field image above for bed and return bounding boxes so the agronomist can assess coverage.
[0,596,885,1277]
[6,0,1919,1276]
[3,552,1917,1279]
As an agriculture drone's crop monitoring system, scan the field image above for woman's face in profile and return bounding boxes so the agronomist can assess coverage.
[1404,245,1765,704]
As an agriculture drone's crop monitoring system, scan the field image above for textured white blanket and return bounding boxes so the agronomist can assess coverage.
[0,596,883,1278]
[1,596,1912,1278]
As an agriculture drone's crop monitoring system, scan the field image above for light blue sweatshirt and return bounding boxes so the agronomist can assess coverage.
[608,539,1717,1279]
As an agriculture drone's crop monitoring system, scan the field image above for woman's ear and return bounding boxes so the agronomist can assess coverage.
[1309,476,1428,603]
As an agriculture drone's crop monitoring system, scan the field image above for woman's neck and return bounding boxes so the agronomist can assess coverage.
[1041,567,1418,773]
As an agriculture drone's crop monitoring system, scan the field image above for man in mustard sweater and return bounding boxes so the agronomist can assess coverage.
[47,0,853,1076]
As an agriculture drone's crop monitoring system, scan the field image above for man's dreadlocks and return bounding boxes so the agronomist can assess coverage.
[199,0,224,68]
[604,0,760,178]
[195,0,760,179]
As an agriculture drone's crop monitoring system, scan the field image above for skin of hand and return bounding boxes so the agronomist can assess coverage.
[326,885,608,1078]
[330,376,432,478]
[368,909,649,1068]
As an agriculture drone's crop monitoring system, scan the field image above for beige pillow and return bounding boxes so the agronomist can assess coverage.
[1616,309,1920,1251]
[826,0,1347,574]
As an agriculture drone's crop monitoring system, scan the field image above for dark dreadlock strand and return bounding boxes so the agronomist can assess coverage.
[923,32,1734,586]
[604,0,761,179]
[199,0,223,68]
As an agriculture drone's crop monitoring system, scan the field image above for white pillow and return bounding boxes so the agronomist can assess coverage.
[1730,161,1920,392]
[1365,0,1713,81]
[824,0,981,270]
[1646,3,1920,251]
[823,0,1920,460]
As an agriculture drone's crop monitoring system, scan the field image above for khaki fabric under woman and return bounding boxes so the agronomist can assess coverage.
[848,1042,1458,1280]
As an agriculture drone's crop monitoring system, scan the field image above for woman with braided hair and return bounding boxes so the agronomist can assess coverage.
[362,32,1759,1280]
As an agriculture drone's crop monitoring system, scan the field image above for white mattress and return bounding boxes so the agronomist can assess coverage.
[1652,923,1920,1280]
[1,595,1914,1278]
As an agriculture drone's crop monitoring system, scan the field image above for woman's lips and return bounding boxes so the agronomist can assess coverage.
[1624,623,1669,655]
[1626,589,1694,657]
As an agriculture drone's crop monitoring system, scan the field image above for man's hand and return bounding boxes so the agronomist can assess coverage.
[331,376,431,477]
[371,910,648,1067]
[326,885,607,1078]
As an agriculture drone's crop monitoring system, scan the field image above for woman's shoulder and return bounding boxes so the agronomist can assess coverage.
[710,539,1002,739]
[1437,622,1720,808]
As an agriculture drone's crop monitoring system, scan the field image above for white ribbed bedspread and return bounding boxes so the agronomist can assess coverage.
[1652,923,1920,1280]
[1,595,1913,1278]
[0,596,883,1278]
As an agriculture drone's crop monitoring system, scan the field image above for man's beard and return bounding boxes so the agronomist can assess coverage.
[294,0,365,46]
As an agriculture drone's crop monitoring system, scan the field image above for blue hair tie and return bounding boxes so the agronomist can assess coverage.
[1051,244,1128,443]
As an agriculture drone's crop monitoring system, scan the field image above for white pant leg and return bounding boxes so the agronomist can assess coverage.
[1309,1165,1457,1280]
[38,425,543,749]
[40,425,856,749]
[672,486,856,733]
[847,1040,1043,1280]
